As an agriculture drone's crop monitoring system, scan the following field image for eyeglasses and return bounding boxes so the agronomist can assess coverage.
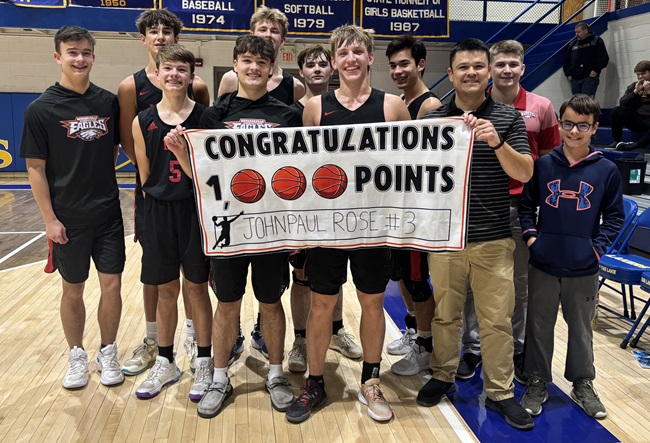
[559,121,595,132]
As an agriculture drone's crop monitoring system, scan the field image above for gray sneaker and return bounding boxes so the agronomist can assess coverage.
[521,376,548,416]
[189,357,214,402]
[571,378,607,419]
[391,343,431,376]
[198,379,233,418]
[266,375,294,412]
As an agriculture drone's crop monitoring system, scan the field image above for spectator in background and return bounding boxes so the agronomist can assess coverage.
[610,60,650,151]
[563,21,609,97]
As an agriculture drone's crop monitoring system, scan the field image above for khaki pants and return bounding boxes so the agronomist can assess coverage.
[428,238,516,400]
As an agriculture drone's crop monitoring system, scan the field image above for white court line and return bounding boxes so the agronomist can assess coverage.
[0,232,46,265]
[0,233,137,273]
[384,309,476,443]
[0,231,45,235]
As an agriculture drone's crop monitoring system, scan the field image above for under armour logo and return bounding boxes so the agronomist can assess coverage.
[545,179,593,210]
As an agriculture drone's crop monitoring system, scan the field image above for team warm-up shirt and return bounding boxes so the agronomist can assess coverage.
[424,95,531,243]
[20,82,121,225]
[200,91,301,130]
[138,103,206,200]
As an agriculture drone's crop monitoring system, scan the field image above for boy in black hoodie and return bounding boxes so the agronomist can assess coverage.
[518,94,624,419]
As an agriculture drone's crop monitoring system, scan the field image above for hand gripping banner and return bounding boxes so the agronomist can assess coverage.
[185,118,473,257]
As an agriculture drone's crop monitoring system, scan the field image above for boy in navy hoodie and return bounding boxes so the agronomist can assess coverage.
[518,94,624,419]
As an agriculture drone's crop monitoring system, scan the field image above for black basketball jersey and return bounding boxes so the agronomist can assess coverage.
[405,91,438,120]
[138,103,206,200]
[20,83,121,225]
[134,68,194,112]
[290,100,305,117]
[269,70,295,105]
[320,88,386,126]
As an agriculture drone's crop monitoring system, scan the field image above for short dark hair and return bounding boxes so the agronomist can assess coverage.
[136,10,183,37]
[449,38,490,67]
[297,44,331,70]
[575,21,589,32]
[559,94,601,122]
[156,44,196,74]
[386,34,427,73]
[233,35,275,64]
[634,60,650,74]
[54,26,95,54]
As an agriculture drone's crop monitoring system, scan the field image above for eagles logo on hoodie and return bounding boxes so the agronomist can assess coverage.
[60,115,110,141]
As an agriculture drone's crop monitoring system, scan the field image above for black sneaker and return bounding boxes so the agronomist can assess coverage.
[485,397,534,430]
[605,141,618,149]
[513,352,528,385]
[456,353,482,380]
[616,141,638,151]
[416,378,455,407]
[286,379,327,423]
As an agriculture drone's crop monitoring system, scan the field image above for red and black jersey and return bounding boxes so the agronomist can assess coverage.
[20,82,121,225]
[320,88,386,126]
[138,103,206,201]
[134,68,195,112]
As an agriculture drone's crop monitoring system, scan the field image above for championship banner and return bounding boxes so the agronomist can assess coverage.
[161,0,254,33]
[262,0,355,37]
[360,0,449,39]
[68,0,155,9]
[186,118,472,257]
[3,0,64,7]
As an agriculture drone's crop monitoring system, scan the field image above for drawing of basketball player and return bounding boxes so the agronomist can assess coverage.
[213,211,244,249]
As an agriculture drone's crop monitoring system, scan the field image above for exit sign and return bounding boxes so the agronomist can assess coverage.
[279,46,295,63]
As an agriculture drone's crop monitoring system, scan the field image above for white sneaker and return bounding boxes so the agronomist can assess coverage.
[390,343,431,376]
[288,336,307,373]
[135,356,181,399]
[329,327,362,359]
[62,346,88,390]
[95,342,125,386]
[122,337,158,375]
[189,357,214,402]
[184,336,198,373]
[387,328,416,355]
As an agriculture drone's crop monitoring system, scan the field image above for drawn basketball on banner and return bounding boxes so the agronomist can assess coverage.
[312,164,348,199]
[272,166,307,200]
[230,169,266,203]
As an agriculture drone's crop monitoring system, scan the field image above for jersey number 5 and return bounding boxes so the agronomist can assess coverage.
[169,160,182,183]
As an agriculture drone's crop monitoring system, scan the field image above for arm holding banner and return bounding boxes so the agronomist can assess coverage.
[132,115,150,190]
[164,125,193,179]
[463,113,533,183]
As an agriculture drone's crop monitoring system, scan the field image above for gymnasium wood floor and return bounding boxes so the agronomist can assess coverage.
[1,176,650,443]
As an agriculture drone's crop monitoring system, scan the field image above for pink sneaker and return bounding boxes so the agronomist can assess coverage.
[358,378,393,421]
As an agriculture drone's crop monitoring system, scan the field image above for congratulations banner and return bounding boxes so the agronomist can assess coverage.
[186,118,472,257]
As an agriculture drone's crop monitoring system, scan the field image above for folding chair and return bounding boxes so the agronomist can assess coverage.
[599,207,650,349]
[630,272,650,348]
[598,198,639,318]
